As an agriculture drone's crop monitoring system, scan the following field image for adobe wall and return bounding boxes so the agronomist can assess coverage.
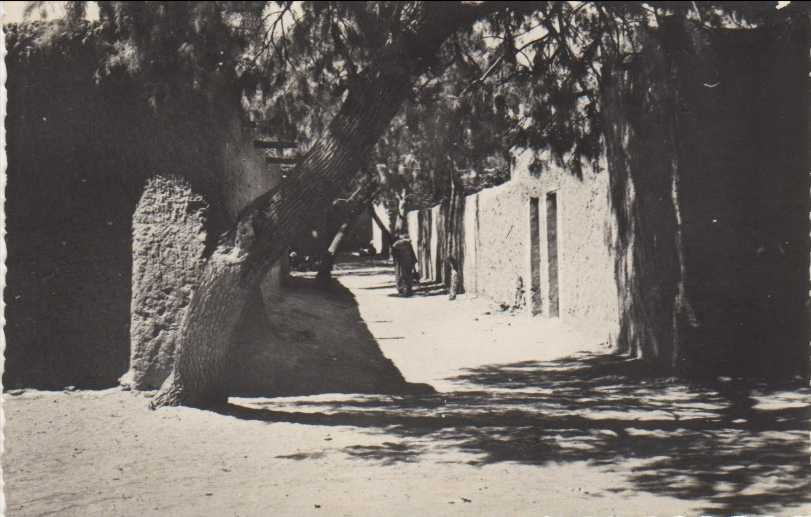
[473,152,617,343]
[462,195,479,293]
[221,117,282,221]
[409,150,618,346]
[126,176,209,389]
[430,205,440,276]
[125,101,285,390]
[4,23,238,388]
[470,181,528,305]
[407,211,420,247]
[6,23,407,395]
[513,152,618,344]
[371,203,389,253]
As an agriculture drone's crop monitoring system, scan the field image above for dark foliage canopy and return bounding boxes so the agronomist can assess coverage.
[19,0,798,207]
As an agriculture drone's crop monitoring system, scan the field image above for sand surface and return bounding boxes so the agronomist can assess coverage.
[3,259,811,516]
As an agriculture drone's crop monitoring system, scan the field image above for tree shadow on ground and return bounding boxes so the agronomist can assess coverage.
[358,282,447,297]
[359,283,397,290]
[222,352,811,515]
[225,273,433,397]
[344,441,425,466]
[328,269,395,277]
[385,281,449,298]
[329,256,448,297]
[336,257,456,297]
[329,256,395,277]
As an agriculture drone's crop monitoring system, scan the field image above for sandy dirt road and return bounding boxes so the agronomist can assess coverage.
[3,259,810,516]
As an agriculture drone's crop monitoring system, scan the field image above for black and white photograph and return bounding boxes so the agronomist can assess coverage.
[1,1,810,515]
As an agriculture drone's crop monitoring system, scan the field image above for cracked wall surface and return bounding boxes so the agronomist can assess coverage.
[127,176,209,389]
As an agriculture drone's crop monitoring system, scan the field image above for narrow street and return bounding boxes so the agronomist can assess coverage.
[331,258,609,391]
[3,258,810,516]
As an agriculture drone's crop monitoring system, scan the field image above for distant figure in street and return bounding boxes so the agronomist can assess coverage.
[358,241,377,257]
[446,257,460,301]
[289,249,299,269]
[513,275,526,310]
[391,231,418,296]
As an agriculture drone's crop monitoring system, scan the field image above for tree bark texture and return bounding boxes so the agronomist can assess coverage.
[151,2,510,408]
[433,166,466,289]
[316,182,380,283]
[417,208,433,280]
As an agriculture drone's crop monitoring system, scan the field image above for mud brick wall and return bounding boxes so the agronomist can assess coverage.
[512,153,618,344]
[4,23,275,389]
[127,176,209,389]
[409,151,618,346]
[6,22,414,394]
[4,25,230,388]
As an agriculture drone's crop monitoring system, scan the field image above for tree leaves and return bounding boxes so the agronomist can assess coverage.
[18,0,799,187]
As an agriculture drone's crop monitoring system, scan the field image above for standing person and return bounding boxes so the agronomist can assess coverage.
[391,231,418,296]
[446,257,460,301]
[513,275,526,310]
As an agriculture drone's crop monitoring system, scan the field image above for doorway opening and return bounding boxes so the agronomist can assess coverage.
[546,192,559,318]
[529,197,542,315]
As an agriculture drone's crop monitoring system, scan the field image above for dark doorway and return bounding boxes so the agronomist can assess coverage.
[529,197,542,314]
[546,192,559,318]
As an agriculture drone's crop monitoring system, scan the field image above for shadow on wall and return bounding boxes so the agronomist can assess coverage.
[604,18,810,378]
[4,22,237,389]
[225,271,434,397]
[221,352,811,515]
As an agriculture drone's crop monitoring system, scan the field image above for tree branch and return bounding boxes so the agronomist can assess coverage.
[459,32,551,96]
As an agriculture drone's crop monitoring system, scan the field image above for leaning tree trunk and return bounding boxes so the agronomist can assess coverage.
[316,181,380,284]
[316,222,351,283]
[443,164,465,291]
[370,206,394,257]
[151,80,411,407]
[150,2,506,408]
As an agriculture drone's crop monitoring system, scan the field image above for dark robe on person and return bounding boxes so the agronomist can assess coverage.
[391,238,418,296]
